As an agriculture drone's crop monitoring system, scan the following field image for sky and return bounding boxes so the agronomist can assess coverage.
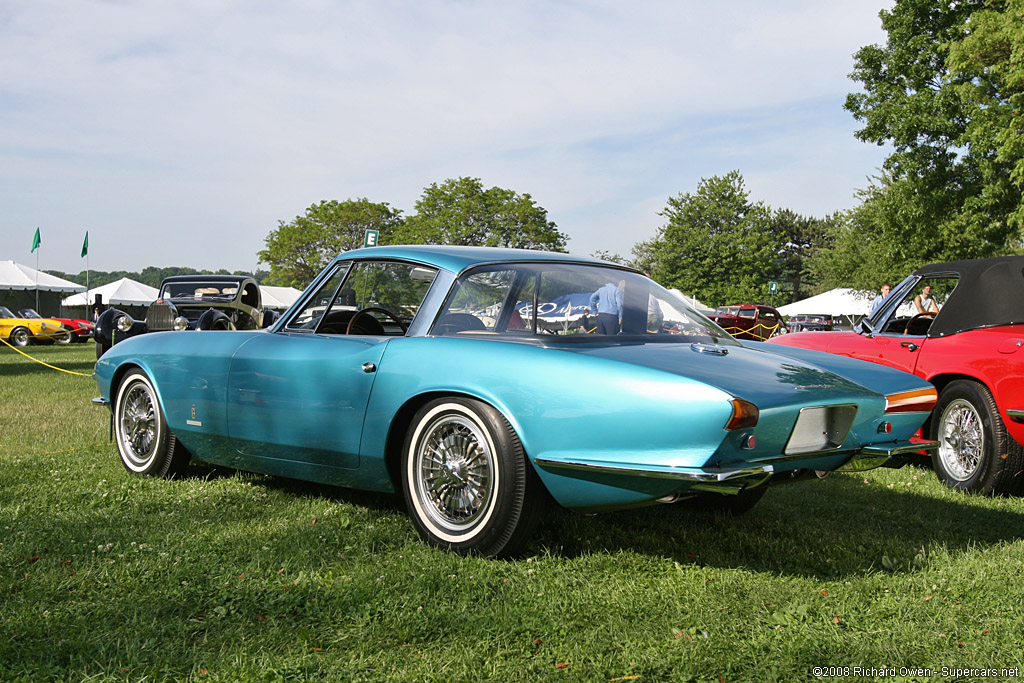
[1,0,893,277]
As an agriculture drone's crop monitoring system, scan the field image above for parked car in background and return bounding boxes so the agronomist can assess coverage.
[0,305,71,346]
[94,275,275,358]
[708,304,787,341]
[95,246,938,558]
[787,314,836,332]
[18,308,94,343]
[769,256,1024,495]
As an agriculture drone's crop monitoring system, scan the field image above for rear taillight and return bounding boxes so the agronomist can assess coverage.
[725,399,759,430]
[884,388,938,414]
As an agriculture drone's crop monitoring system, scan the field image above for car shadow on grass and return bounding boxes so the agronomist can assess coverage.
[530,471,1024,579]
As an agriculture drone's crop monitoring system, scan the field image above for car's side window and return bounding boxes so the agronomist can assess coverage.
[285,261,437,336]
[879,275,959,335]
[435,269,518,334]
[285,265,351,332]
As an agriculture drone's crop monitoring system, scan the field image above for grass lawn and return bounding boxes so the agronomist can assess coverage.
[2,342,1024,682]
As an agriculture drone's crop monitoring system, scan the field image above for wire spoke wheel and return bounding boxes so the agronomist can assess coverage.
[113,370,190,478]
[936,398,983,482]
[402,398,543,557]
[417,415,495,530]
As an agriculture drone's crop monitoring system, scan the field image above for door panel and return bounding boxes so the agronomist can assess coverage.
[227,332,388,469]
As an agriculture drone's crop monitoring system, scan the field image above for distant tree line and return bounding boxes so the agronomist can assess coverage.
[52,0,1024,307]
[46,266,270,290]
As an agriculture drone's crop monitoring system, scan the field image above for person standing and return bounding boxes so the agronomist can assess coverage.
[589,282,623,335]
[869,283,891,316]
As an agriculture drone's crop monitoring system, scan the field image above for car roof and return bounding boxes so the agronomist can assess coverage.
[162,275,253,284]
[915,255,1024,336]
[334,245,617,274]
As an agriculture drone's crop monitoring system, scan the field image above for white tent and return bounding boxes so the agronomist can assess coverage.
[0,260,85,292]
[669,288,714,313]
[778,288,875,317]
[62,277,158,307]
[260,285,303,310]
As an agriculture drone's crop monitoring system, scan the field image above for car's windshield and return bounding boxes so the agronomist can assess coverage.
[0,306,16,318]
[18,309,42,318]
[435,262,738,345]
[161,282,238,301]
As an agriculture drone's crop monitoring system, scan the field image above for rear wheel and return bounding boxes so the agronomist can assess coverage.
[401,397,543,557]
[113,369,191,478]
[930,380,1024,495]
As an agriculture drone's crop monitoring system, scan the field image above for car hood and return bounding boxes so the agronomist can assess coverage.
[558,340,898,408]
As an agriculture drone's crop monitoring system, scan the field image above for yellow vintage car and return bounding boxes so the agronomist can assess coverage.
[0,305,71,347]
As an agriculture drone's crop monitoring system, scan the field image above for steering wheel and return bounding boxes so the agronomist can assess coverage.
[903,311,936,335]
[346,307,408,335]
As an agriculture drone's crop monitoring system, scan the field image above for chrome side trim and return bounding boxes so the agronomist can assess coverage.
[91,396,109,406]
[860,439,938,456]
[534,457,773,484]
[1006,409,1024,424]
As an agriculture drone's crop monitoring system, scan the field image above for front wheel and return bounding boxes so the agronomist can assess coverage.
[930,380,1024,495]
[113,369,191,478]
[8,327,31,347]
[401,398,543,557]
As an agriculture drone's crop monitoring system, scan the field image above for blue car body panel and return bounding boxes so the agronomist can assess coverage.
[94,246,938,512]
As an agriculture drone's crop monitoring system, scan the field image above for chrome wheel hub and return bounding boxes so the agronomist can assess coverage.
[417,416,494,529]
[937,398,983,481]
[120,385,156,464]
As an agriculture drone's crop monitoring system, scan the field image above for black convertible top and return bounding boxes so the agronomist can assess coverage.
[918,256,1024,336]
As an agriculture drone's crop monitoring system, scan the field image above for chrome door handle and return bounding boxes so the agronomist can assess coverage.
[362,362,377,373]
[900,342,919,352]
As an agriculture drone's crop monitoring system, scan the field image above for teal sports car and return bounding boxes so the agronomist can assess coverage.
[95,246,938,557]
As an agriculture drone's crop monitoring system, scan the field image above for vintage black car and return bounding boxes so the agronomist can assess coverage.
[95,275,276,357]
[787,314,836,332]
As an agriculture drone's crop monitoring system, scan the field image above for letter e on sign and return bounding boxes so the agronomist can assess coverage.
[363,230,379,248]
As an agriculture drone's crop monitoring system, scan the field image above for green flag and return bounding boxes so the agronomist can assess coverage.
[81,231,89,258]
[31,228,41,253]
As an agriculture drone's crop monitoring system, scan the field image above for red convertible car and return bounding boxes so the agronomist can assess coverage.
[769,256,1024,495]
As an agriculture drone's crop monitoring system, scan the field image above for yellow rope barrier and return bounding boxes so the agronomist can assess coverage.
[720,322,781,341]
[0,337,94,377]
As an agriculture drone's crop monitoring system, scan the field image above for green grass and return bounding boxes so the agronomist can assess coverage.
[2,343,1024,682]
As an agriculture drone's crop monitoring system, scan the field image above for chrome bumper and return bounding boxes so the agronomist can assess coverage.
[535,438,938,494]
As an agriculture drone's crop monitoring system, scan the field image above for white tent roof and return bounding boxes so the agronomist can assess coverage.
[260,285,303,309]
[669,288,713,313]
[0,260,86,293]
[62,277,158,307]
[778,288,875,317]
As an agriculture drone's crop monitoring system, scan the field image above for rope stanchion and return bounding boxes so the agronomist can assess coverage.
[0,336,94,377]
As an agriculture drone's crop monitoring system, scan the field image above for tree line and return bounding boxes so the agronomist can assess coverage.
[49,0,1024,307]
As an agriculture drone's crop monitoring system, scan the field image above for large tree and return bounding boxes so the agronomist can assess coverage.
[835,0,1024,282]
[397,177,567,251]
[259,199,404,288]
[634,172,779,307]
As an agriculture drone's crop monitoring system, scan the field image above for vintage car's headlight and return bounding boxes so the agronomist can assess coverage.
[884,387,938,413]
[116,315,135,333]
[172,317,189,331]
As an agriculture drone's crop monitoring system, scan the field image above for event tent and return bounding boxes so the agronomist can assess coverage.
[260,285,303,310]
[0,260,84,293]
[777,288,875,317]
[1,260,85,315]
[62,277,158,308]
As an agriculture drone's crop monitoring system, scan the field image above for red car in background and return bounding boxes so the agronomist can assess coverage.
[709,304,787,341]
[18,308,94,343]
[768,256,1024,495]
